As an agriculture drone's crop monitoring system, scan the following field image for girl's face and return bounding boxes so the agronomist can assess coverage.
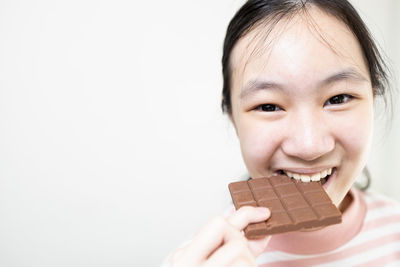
[229,7,374,208]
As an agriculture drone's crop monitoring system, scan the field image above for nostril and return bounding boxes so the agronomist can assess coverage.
[281,139,335,161]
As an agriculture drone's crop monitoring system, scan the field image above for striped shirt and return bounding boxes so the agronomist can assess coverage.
[256,188,400,266]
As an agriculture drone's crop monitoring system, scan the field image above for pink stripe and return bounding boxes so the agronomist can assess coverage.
[362,215,400,232]
[258,233,400,267]
[354,250,400,267]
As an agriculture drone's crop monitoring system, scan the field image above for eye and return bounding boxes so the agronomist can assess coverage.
[324,94,353,106]
[255,104,282,112]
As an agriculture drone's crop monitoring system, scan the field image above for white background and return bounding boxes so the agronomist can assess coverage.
[0,0,399,266]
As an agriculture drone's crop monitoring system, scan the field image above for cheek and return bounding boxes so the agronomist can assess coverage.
[332,107,373,164]
[236,118,282,172]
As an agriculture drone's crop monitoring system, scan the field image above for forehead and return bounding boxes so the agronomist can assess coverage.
[229,6,369,92]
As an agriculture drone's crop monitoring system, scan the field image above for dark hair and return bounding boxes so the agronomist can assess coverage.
[221,0,391,115]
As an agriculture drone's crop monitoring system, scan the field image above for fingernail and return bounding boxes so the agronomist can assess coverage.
[256,207,270,216]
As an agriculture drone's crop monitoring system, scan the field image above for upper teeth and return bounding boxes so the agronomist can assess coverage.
[284,168,332,182]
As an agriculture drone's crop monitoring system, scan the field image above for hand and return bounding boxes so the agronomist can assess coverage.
[169,206,271,267]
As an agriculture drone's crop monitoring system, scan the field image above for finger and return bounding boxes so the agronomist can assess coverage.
[227,206,270,231]
[182,216,239,263]
[247,235,271,257]
[170,247,185,263]
[169,239,192,264]
[203,238,256,267]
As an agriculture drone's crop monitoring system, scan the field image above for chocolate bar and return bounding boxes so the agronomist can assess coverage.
[228,175,342,239]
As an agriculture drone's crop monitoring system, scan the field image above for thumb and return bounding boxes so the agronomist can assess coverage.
[247,235,271,257]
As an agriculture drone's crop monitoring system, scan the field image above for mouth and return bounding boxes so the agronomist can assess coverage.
[275,167,337,186]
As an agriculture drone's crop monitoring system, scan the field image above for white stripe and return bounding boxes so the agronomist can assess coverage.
[256,222,400,264]
[364,193,379,204]
[256,250,318,264]
[365,206,400,222]
[340,222,400,250]
[364,191,400,206]
[314,241,400,267]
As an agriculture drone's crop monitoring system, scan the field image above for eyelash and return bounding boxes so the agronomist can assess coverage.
[255,104,282,112]
[324,94,354,106]
[254,94,354,112]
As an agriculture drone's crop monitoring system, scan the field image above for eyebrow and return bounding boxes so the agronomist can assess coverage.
[240,68,369,99]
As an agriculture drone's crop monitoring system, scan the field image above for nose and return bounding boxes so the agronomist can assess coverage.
[281,110,335,161]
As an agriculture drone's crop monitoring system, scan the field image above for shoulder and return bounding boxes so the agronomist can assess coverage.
[357,189,400,233]
[360,189,400,210]
[358,189,400,220]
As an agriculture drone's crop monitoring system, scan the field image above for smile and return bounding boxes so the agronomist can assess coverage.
[280,167,335,184]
